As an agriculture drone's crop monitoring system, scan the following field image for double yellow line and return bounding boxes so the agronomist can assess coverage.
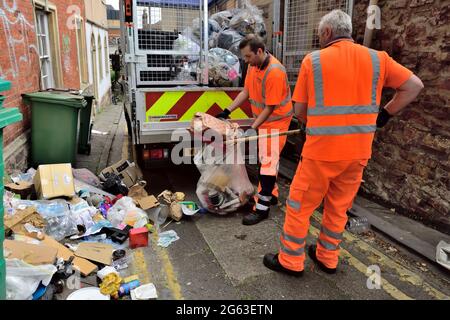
[123,123,184,300]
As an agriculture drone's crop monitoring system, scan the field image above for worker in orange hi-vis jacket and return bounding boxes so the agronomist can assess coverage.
[216,34,294,226]
[262,9,424,277]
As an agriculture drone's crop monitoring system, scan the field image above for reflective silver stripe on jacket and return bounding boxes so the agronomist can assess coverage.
[306,125,376,136]
[307,49,380,134]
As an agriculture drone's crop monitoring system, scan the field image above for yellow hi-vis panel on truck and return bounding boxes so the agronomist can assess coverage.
[145,91,252,122]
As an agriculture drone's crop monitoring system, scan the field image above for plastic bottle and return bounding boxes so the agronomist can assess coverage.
[119,280,141,297]
[345,217,370,234]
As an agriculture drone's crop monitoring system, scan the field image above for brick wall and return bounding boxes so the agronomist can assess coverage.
[352,0,449,233]
[0,0,85,170]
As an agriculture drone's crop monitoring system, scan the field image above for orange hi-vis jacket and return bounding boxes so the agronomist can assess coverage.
[292,39,412,161]
[245,54,293,126]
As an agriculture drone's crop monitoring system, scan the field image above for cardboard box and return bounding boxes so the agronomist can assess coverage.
[99,159,143,188]
[41,236,98,276]
[34,164,76,199]
[3,240,58,265]
[75,242,114,266]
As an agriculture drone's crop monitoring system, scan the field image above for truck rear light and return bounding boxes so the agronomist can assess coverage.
[150,149,164,159]
[143,149,151,160]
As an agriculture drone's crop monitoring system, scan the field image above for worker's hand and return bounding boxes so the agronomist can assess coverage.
[376,108,392,128]
[215,108,231,119]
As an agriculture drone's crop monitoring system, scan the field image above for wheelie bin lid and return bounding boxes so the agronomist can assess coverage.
[22,91,87,108]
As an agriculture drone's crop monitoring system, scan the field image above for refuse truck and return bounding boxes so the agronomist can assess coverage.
[119,0,262,165]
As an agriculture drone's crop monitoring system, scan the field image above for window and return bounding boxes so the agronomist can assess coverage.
[36,10,54,89]
[98,35,103,79]
[104,36,109,75]
[76,17,88,84]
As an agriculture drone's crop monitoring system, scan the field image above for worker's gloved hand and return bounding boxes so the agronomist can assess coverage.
[376,108,392,128]
[215,108,231,119]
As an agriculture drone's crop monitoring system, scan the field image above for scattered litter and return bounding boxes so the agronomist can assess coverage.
[129,227,149,249]
[119,280,141,297]
[6,259,57,300]
[99,159,143,188]
[72,168,102,188]
[161,219,173,230]
[67,287,110,300]
[74,242,114,265]
[99,272,122,298]
[157,230,180,248]
[97,266,119,280]
[180,201,200,216]
[112,256,130,271]
[131,283,158,300]
[436,241,450,270]
[4,240,58,265]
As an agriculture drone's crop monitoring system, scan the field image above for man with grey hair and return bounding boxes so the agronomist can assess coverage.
[263,9,423,277]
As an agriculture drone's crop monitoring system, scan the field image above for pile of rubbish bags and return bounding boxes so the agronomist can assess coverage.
[2,160,191,300]
[172,0,266,86]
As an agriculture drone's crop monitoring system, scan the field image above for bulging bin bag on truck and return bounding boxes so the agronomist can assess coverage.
[208,48,240,87]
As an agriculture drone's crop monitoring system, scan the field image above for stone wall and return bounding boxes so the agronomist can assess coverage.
[352,0,449,233]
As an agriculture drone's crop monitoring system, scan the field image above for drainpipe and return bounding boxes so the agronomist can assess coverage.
[363,0,379,48]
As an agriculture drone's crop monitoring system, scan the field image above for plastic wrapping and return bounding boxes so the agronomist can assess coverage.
[208,48,240,87]
[229,2,267,39]
[210,11,232,29]
[173,34,200,62]
[6,259,57,300]
[13,199,79,241]
[217,30,243,58]
[72,168,101,188]
[107,196,148,228]
[195,142,254,214]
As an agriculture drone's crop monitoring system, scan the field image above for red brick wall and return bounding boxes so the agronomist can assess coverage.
[0,0,85,148]
[58,0,85,90]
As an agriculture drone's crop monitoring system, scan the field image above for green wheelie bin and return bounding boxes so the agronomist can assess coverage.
[22,91,86,167]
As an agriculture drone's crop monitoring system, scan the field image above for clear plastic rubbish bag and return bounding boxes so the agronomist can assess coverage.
[195,142,254,214]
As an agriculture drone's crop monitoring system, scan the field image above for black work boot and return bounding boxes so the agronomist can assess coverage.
[270,195,279,206]
[242,211,268,225]
[263,253,304,277]
[308,244,337,274]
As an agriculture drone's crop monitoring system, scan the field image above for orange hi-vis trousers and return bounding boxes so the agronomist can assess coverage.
[278,157,368,271]
[253,119,291,208]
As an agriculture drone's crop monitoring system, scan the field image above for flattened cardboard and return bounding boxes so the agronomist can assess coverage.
[137,195,159,210]
[4,240,57,265]
[4,206,45,239]
[75,242,114,266]
[41,236,98,276]
[5,181,34,200]
[5,181,33,192]
[34,163,76,199]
